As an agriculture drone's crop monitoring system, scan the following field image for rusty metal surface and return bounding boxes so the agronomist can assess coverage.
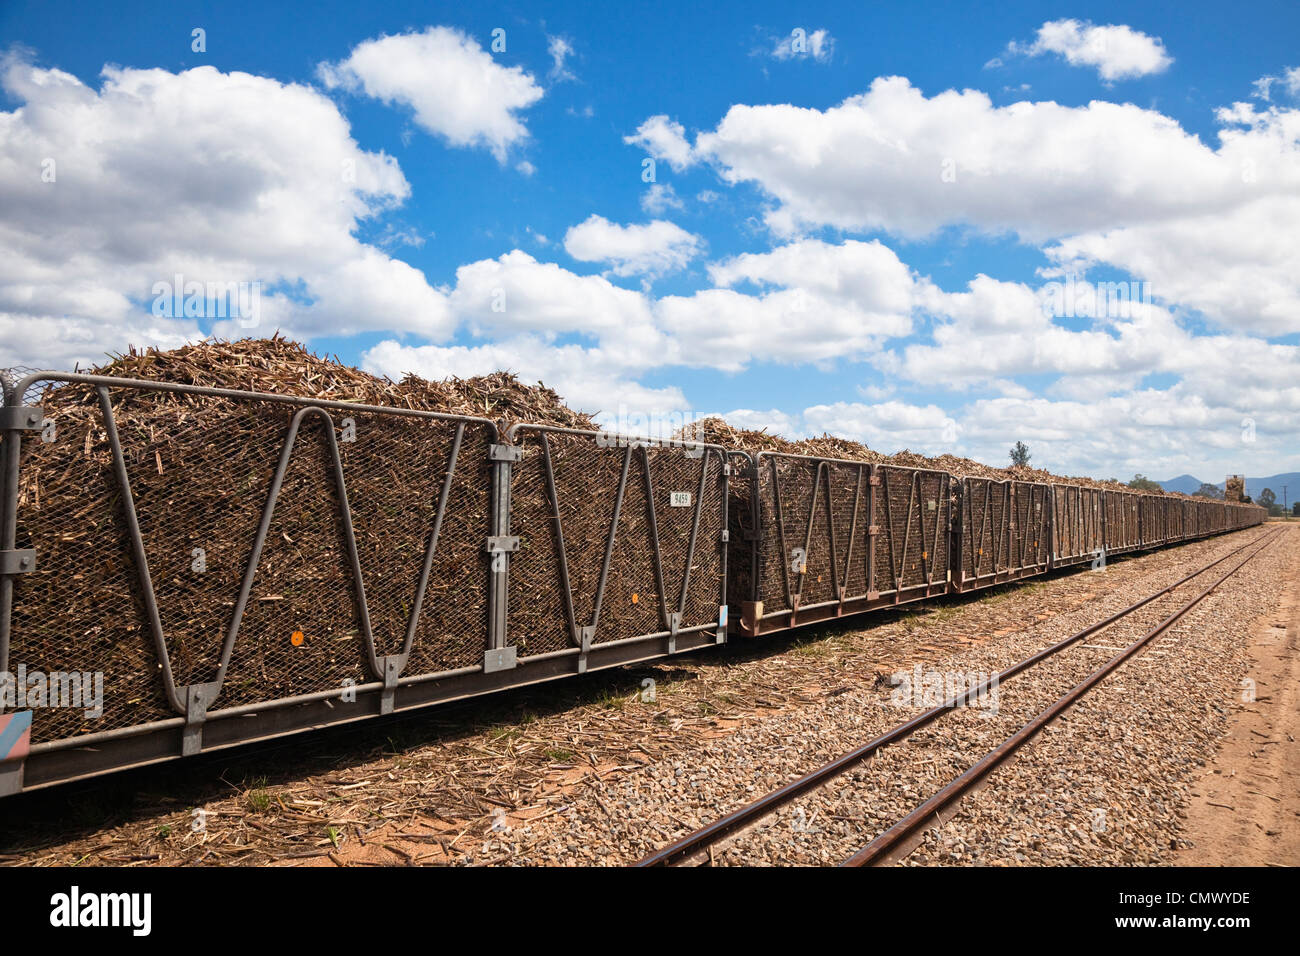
[750,453,873,619]
[1051,484,1104,566]
[734,455,956,634]
[957,478,1051,589]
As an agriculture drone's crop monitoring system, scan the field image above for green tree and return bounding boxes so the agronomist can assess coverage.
[1193,482,1224,499]
[1129,474,1162,492]
[1292,501,1299,517]
[1259,487,1276,511]
[1009,441,1031,467]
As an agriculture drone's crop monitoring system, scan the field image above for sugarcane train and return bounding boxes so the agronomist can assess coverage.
[0,369,1263,795]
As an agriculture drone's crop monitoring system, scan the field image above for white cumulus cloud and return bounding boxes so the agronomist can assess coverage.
[0,55,452,369]
[624,114,695,170]
[674,76,1300,332]
[1013,19,1172,81]
[317,26,543,161]
[563,215,703,278]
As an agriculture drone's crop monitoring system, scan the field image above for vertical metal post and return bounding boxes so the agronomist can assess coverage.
[950,477,965,589]
[0,383,19,677]
[866,465,879,600]
[1,376,38,796]
[739,452,763,636]
[485,440,519,673]
[716,449,729,643]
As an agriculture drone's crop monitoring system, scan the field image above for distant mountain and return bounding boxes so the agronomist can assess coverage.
[1157,472,1300,503]
[1160,474,1203,495]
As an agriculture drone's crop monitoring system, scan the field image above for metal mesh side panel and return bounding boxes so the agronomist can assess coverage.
[506,437,569,657]
[341,415,493,676]
[751,456,871,615]
[6,378,493,744]
[118,397,282,691]
[874,467,949,595]
[9,380,173,743]
[962,479,1010,581]
[1083,488,1103,556]
[220,421,370,704]
[834,463,872,600]
[754,458,791,615]
[1104,491,1140,551]
[725,452,757,618]
[1051,485,1072,559]
[1013,482,1050,568]
[1051,484,1102,561]
[507,431,726,658]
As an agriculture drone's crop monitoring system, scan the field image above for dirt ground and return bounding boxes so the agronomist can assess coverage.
[1176,537,1300,866]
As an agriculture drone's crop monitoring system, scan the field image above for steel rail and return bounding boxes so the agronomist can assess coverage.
[843,525,1281,867]
[634,527,1274,867]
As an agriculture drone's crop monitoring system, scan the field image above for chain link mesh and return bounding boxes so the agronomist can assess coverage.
[1013,482,1051,568]
[5,376,493,743]
[507,430,726,658]
[874,466,950,595]
[1051,485,1104,562]
[752,455,873,615]
[961,478,1010,582]
[1104,490,1141,551]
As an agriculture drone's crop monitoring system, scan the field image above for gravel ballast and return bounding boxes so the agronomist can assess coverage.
[0,527,1286,866]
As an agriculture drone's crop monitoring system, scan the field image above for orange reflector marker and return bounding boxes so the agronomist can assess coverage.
[631,593,639,604]
[291,630,305,646]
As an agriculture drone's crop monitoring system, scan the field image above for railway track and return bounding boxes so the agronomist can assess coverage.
[636,527,1282,867]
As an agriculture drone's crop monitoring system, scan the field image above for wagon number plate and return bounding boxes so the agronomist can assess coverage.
[670,492,692,507]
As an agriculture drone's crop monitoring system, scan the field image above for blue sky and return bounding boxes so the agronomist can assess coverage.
[2,0,1298,481]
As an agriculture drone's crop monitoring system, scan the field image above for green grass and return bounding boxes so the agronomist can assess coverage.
[593,687,629,711]
[245,776,272,812]
[792,637,840,658]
